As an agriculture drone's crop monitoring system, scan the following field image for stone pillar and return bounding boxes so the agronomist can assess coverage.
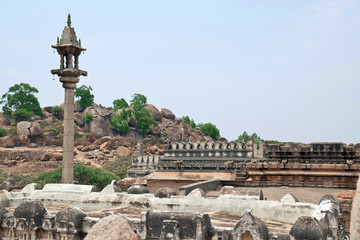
[350,176,360,239]
[60,78,78,184]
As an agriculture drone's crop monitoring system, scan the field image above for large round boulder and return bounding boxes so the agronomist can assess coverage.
[127,185,149,194]
[161,108,175,119]
[155,187,177,198]
[144,104,162,121]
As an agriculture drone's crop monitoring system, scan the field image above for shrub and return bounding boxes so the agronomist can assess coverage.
[103,156,132,179]
[74,85,94,109]
[0,128,6,137]
[33,164,118,190]
[0,170,33,188]
[197,122,220,139]
[0,83,42,117]
[12,108,33,122]
[83,113,93,122]
[52,105,63,119]
[113,98,129,112]
[130,93,147,106]
[8,127,17,136]
[182,116,196,129]
[236,131,263,144]
[130,93,156,136]
[111,110,130,133]
[132,104,157,136]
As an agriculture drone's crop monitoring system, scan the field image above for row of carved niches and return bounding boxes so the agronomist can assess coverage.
[158,159,249,170]
[132,155,160,164]
[166,141,259,151]
[164,149,253,158]
[249,175,358,188]
[264,142,360,159]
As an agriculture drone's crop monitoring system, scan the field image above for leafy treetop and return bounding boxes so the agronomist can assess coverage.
[75,85,94,109]
[113,98,129,112]
[197,122,220,139]
[0,83,42,116]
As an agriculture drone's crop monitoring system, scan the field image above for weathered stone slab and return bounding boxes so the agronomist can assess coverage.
[42,184,97,193]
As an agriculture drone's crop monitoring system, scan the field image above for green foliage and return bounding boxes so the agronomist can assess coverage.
[34,164,118,190]
[12,108,34,122]
[236,131,263,144]
[111,93,156,136]
[74,85,94,109]
[111,110,130,133]
[52,106,63,118]
[0,128,6,137]
[182,116,196,129]
[53,122,64,138]
[132,104,157,136]
[83,113,93,122]
[197,122,220,139]
[0,83,42,117]
[103,156,132,179]
[0,170,33,188]
[130,93,147,106]
[113,98,129,112]
[130,94,156,136]
[8,127,17,136]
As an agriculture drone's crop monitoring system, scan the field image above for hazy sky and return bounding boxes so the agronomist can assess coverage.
[0,1,359,143]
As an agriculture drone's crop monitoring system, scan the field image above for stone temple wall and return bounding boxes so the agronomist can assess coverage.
[0,183,349,240]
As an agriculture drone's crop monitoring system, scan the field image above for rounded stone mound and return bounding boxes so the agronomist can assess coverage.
[290,216,332,240]
[55,206,87,231]
[154,187,176,198]
[127,185,149,194]
[84,214,137,240]
[14,201,47,228]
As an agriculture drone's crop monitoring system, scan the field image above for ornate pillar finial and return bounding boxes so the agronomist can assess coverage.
[67,13,71,27]
[79,38,81,47]
[57,36,60,44]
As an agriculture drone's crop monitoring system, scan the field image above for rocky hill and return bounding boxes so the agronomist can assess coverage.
[0,103,213,175]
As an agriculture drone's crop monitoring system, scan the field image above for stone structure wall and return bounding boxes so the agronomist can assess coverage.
[0,183,349,239]
[130,141,360,189]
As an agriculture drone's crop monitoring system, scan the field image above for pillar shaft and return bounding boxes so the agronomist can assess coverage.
[61,80,77,184]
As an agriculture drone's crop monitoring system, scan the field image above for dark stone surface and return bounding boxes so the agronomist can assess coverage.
[0,207,9,225]
[145,211,214,239]
[127,185,149,194]
[232,209,269,240]
[318,194,341,206]
[179,179,221,196]
[289,216,333,240]
[13,201,47,228]
[55,207,87,232]
[154,187,177,198]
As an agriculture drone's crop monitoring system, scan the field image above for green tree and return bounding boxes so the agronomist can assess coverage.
[83,113,93,122]
[130,93,147,106]
[33,164,118,190]
[111,109,131,133]
[236,131,263,144]
[197,122,220,139]
[0,83,42,119]
[129,93,156,136]
[182,116,196,129]
[113,98,129,112]
[74,85,94,109]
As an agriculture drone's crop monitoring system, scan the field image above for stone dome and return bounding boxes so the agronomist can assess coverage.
[13,201,47,228]
[55,206,87,232]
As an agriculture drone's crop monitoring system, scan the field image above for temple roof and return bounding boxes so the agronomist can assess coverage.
[60,14,79,46]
